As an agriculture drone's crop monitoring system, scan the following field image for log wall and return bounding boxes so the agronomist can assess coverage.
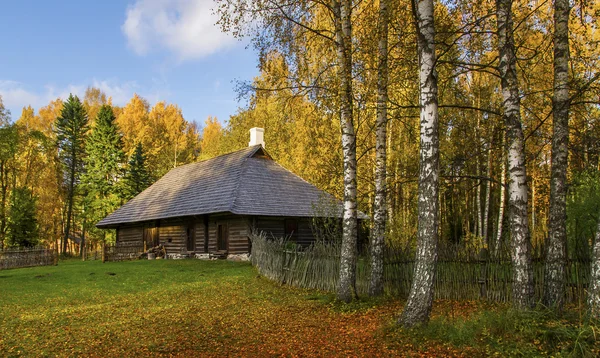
[158,224,187,253]
[117,227,143,246]
[115,214,319,255]
[255,217,315,246]
[207,215,250,254]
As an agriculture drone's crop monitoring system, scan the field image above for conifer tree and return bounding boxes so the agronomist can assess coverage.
[55,94,88,254]
[7,187,39,247]
[121,143,152,200]
[82,105,124,243]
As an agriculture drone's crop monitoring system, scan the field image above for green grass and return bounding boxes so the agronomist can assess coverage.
[0,259,397,357]
[387,304,600,357]
[1,259,598,357]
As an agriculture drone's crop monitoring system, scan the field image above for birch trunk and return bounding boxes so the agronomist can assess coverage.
[334,0,359,303]
[544,0,570,310]
[497,0,534,309]
[477,157,483,239]
[483,147,491,246]
[589,216,600,320]
[399,0,439,327]
[495,135,507,254]
[369,0,389,297]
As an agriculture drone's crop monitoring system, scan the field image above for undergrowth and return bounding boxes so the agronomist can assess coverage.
[389,305,599,357]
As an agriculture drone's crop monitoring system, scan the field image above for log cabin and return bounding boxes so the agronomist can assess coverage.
[96,128,366,259]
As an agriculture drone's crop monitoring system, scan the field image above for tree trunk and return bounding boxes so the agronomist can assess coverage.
[589,215,600,320]
[63,150,77,254]
[0,161,7,248]
[483,146,492,246]
[544,0,570,310]
[369,0,389,297]
[495,135,507,254]
[335,0,359,303]
[497,0,534,309]
[399,0,439,327]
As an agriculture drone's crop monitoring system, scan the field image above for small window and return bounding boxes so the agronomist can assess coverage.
[284,219,298,241]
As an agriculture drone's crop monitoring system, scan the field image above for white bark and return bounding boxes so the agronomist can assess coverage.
[495,135,507,254]
[544,0,570,310]
[589,216,600,320]
[497,0,534,309]
[334,0,359,303]
[399,0,439,327]
[369,0,389,297]
[483,147,491,246]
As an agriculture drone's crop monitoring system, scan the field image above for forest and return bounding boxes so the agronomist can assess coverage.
[1,0,600,326]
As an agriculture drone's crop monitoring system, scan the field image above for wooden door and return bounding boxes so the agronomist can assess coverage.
[143,227,159,249]
[217,224,229,251]
[186,225,195,251]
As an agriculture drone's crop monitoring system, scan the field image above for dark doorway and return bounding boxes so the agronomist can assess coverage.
[186,225,195,251]
[217,224,228,251]
[284,219,298,241]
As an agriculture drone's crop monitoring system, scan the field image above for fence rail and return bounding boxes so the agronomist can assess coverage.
[0,247,57,270]
[251,235,591,304]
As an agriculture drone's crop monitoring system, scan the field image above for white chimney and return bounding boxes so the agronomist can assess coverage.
[249,127,265,147]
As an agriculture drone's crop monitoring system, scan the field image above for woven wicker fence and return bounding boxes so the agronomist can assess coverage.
[251,234,591,304]
[0,247,57,270]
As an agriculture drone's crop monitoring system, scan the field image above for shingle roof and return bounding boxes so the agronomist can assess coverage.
[96,145,366,228]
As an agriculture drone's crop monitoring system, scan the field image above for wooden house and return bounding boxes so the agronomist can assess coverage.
[97,128,365,258]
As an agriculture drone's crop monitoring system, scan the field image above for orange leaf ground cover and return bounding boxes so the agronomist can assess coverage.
[1,259,593,357]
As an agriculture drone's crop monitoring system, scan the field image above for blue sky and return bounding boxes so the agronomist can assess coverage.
[0,0,259,126]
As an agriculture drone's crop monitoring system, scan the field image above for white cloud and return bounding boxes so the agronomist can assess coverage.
[0,79,160,117]
[122,0,237,61]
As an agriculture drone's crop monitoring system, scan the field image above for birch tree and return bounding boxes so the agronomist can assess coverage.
[333,0,359,303]
[217,0,360,302]
[369,0,389,297]
[590,215,600,320]
[399,0,439,327]
[496,0,534,309]
[543,0,570,310]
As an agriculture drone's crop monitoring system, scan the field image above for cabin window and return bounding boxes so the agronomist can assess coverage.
[284,219,298,241]
[217,224,228,251]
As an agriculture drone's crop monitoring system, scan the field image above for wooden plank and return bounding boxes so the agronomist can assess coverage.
[117,227,143,246]
[159,225,187,253]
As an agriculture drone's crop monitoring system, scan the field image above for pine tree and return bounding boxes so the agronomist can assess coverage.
[56,94,89,254]
[82,105,125,244]
[121,143,152,200]
[7,187,39,247]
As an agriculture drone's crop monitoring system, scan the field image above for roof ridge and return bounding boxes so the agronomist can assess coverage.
[179,145,262,169]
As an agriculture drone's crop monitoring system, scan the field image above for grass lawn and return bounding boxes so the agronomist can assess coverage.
[0,259,598,357]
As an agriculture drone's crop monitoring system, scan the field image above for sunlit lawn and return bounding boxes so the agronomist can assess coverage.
[0,259,402,357]
[0,259,597,357]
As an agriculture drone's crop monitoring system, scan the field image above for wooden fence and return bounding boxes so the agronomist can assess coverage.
[0,247,57,270]
[103,243,145,262]
[251,235,591,304]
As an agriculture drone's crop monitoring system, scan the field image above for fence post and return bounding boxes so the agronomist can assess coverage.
[54,246,59,266]
[479,248,489,300]
[102,242,106,263]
